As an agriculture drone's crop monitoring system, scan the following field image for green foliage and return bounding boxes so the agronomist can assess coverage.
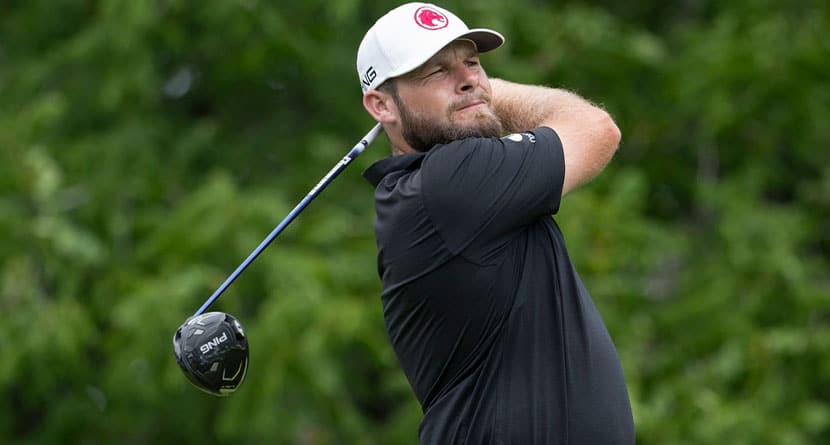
[1,0,827,443]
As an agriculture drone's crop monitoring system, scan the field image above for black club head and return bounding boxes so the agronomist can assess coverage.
[173,312,249,396]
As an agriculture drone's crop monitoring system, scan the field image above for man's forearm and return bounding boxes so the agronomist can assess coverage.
[490,78,605,134]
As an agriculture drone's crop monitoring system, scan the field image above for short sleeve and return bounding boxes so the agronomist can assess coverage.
[421,127,565,255]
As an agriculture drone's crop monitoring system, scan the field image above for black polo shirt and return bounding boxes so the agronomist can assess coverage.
[363,127,634,444]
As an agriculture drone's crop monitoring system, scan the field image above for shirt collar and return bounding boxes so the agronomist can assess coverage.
[362,152,426,187]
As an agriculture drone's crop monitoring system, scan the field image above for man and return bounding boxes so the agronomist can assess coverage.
[358,3,634,444]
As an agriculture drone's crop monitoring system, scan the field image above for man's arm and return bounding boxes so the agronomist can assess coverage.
[490,78,621,196]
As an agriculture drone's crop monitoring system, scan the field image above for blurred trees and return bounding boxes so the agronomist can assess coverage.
[1,0,827,444]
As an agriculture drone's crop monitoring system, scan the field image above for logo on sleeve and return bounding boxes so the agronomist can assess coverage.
[502,133,536,143]
[414,6,449,30]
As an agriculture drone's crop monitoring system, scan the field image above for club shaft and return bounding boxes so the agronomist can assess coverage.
[194,124,383,316]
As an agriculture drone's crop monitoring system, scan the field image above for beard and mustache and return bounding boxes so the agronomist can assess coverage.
[391,91,504,153]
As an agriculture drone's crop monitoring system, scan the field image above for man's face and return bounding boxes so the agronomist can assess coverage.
[391,40,503,152]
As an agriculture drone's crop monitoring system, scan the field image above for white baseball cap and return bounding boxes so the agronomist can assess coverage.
[357,3,504,93]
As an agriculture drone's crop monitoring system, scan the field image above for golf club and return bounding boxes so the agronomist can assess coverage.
[173,123,383,396]
[194,122,383,317]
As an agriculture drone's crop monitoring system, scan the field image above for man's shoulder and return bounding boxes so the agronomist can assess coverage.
[362,152,426,187]
[422,127,560,168]
[427,127,559,154]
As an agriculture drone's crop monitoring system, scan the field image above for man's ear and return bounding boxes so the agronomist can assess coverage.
[363,90,398,124]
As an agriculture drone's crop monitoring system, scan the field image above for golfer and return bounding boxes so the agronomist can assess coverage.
[359,3,634,443]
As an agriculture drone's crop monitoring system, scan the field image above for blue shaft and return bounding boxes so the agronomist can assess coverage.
[194,124,383,316]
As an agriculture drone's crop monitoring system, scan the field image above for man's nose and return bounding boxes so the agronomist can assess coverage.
[456,65,479,94]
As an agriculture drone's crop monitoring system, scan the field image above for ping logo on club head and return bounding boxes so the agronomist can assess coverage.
[199,331,228,354]
[414,6,448,30]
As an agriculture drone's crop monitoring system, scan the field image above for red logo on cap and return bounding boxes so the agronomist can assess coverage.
[414,6,448,30]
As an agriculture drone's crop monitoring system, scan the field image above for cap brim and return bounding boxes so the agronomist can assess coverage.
[462,29,505,53]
